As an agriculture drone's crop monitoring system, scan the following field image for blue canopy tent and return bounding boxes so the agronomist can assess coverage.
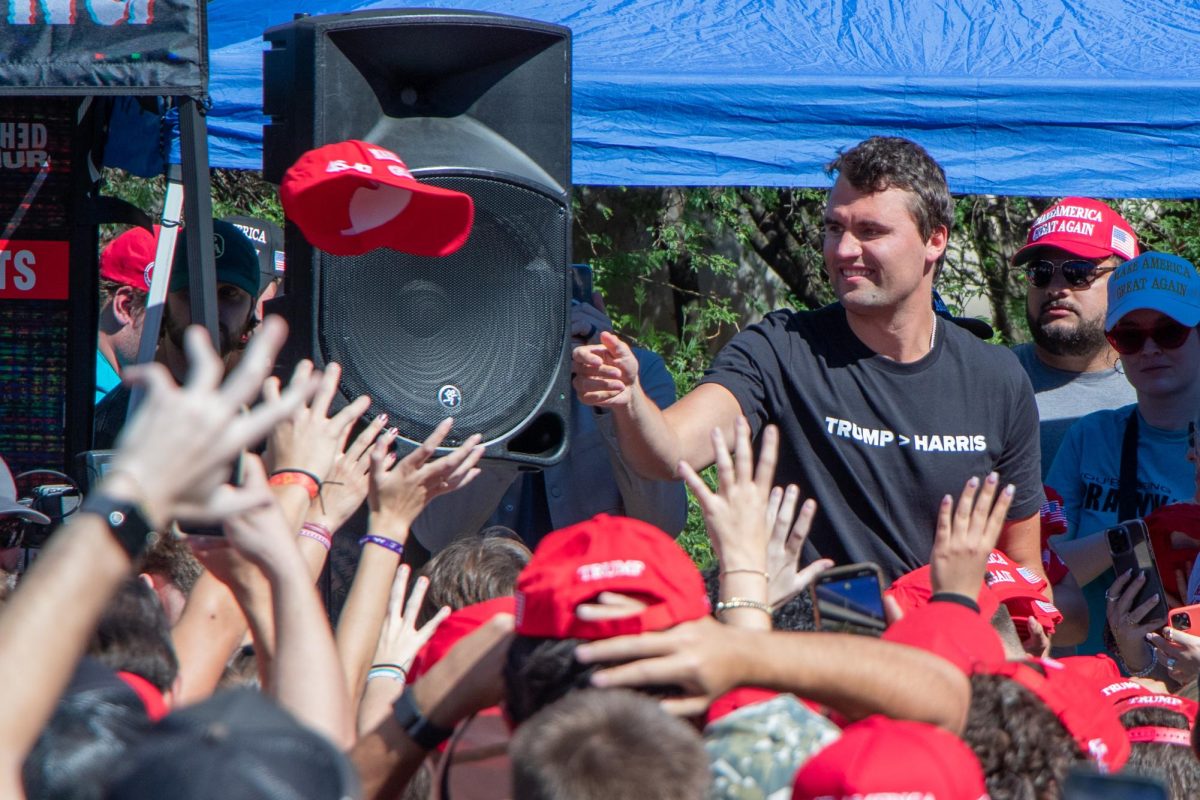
[183,0,1200,196]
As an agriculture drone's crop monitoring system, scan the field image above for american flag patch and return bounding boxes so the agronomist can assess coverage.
[273,250,286,274]
[1111,226,1136,259]
[1040,499,1068,536]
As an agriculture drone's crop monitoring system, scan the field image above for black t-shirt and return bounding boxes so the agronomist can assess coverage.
[699,303,1043,578]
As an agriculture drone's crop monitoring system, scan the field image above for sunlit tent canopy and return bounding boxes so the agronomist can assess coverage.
[157,0,1200,195]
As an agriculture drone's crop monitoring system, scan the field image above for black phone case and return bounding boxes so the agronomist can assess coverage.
[1108,519,1169,622]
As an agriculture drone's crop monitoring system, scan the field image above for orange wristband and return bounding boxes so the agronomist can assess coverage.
[268,469,320,500]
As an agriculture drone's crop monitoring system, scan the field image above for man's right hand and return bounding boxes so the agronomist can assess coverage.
[572,331,640,408]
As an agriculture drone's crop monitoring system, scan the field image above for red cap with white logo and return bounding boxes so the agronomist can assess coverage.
[514,514,710,641]
[1013,197,1139,264]
[280,139,473,258]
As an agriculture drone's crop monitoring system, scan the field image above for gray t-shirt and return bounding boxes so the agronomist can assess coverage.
[1012,343,1137,478]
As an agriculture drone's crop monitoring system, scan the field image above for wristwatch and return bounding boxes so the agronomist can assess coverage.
[78,494,156,559]
[392,684,454,750]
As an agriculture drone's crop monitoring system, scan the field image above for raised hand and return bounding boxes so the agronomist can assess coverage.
[765,485,832,610]
[263,361,372,483]
[308,413,393,534]
[679,417,776,573]
[110,317,317,527]
[929,472,1015,601]
[368,418,485,537]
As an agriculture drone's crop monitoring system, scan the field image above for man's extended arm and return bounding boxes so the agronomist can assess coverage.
[577,617,970,733]
[574,333,741,480]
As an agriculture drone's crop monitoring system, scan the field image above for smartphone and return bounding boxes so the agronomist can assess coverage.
[571,263,594,306]
[1063,767,1167,800]
[1106,519,1169,623]
[810,562,887,636]
[1169,603,1200,632]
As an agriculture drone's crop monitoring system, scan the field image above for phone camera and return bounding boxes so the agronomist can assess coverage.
[1174,612,1192,630]
[1107,528,1130,553]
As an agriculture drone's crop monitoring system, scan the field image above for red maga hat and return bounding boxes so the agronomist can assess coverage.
[792,715,988,800]
[885,563,1001,620]
[1013,197,1139,264]
[100,225,159,292]
[280,139,473,257]
[984,550,1063,636]
[514,514,710,641]
[409,596,516,683]
[882,600,1006,675]
[978,658,1130,773]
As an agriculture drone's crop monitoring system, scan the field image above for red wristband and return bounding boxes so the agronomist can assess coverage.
[269,469,320,500]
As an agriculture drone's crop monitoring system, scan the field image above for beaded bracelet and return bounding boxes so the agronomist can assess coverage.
[269,469,321,500]
[360,534,405,557]
[298,522,332,551]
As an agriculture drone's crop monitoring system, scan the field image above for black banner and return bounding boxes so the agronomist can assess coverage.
[0,0,204,94]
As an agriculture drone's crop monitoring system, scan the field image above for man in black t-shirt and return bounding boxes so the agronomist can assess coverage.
[572,136,1045,580]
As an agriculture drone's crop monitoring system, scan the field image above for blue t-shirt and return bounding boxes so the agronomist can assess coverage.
[1046,404,1193,654]
[95,350,121,406]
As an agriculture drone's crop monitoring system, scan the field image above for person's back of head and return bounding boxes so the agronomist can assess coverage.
[418,535,530,625]
[24,684,150,800]
[88,578,178,695]
[964,673,1082,800]
[104,688,358,800]
[1120,706,1200,800]
[511,689,708,800]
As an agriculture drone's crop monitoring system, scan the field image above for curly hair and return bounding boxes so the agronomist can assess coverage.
[701,564,815,632]
[963,673,1083,800]
[1120,707,1200,800]
[825,136,954,244]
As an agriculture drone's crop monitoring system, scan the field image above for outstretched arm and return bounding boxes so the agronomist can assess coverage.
[0,318,311,777]
[576,616,970,733]
[573,332,741,480]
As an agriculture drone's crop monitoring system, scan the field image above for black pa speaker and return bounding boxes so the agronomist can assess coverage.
[263,9,572,466]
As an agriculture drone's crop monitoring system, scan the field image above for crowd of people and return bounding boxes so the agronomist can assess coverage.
[4,134,1200,799]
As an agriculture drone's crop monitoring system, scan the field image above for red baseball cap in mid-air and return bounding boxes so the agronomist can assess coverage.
[280,139,473,258]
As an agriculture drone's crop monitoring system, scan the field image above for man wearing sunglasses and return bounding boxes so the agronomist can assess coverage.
[0,454,50,577]
[1046,252,1200,657]
[573,136,1046,587]
[1011,198,1139,477]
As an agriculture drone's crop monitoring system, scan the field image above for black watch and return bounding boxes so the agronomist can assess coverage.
[78,494,156,559]
[392,685,454,750]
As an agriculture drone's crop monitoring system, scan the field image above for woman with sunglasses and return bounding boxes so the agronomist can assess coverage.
[1044,252,1200,662]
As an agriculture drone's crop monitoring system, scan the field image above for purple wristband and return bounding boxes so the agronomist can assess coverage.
[359,534,405,557]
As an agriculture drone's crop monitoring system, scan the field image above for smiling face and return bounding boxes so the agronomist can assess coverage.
[1111,309,1200,399]
[822,177,947,319]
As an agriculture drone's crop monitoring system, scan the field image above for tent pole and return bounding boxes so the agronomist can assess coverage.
[178,95,219,348]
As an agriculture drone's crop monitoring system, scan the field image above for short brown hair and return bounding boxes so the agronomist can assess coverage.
[511,689,709,800]
[98,278,147,317]
[417,536,531,625]
[826,136,954,243]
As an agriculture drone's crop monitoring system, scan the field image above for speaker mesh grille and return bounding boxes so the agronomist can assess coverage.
[319,175,568,446]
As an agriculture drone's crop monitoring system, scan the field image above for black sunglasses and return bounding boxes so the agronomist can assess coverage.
[0,517,25,550]
[1025,259,1114,289]
[1105,319,1196,355]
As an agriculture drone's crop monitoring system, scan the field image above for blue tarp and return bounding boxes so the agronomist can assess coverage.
[193,0,1200,196]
